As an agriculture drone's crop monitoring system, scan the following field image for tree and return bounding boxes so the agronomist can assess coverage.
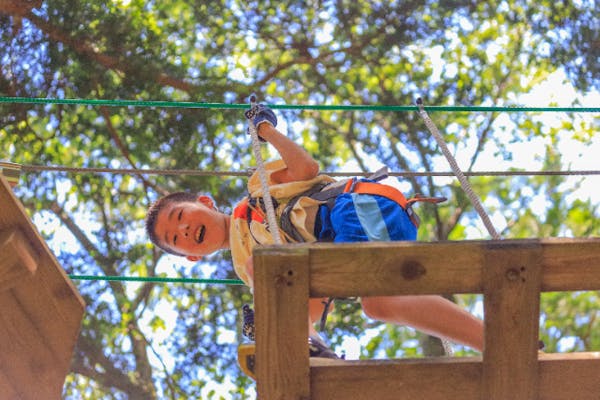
[0,0,597,397]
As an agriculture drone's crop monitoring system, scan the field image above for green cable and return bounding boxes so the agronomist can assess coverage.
[69,274,245,285]
[1,96,598,113]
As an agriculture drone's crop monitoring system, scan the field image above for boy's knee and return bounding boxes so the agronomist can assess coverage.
[361,297,386,320]
[309,297,333,323]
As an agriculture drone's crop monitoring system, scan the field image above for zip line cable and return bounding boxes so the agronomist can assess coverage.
[3,96,598,286]
[14,164,600,177]
[1,96,599,112]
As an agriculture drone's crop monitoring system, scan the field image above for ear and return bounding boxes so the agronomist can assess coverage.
[197,195,215,209]
[186,255,203,262]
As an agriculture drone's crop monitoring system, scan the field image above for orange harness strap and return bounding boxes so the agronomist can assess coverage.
[343,180,409,208]
[342,180,447,228]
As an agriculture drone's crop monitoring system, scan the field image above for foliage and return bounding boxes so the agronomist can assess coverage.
[0,0,598,398]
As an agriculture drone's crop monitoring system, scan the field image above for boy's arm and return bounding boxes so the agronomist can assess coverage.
[244,257,254,289]
[256,123,319,184]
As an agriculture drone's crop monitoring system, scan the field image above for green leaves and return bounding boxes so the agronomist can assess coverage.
[0,0,598,397]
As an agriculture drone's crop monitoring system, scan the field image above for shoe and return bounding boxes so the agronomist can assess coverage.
[242,304,255,341]
[309,336,339,359]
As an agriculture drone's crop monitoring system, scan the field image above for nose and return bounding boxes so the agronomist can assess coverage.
[178,223,189,236]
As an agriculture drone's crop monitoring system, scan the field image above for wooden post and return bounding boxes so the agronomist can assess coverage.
[0,228,38,292]
[482,241,542,400]
[254,246,310,400]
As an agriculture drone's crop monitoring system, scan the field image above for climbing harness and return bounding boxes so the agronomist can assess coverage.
[244,165,446,245]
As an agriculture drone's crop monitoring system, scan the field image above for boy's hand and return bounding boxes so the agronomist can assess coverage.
[245,104,277,141]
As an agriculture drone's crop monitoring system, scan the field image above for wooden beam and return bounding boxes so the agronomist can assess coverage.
[482,242,542,400]
[11,259,86,374]
[541,238,600,291]
[294,239,600,297]
[254,247,310,400]
[539,352,600,399]
[0,176,84,306]
[310,357,480,400]
[0,290,67,399]
[0,228,38,292]
[307,241,484,297]
[0,369,20,400]
[310,353,600,400]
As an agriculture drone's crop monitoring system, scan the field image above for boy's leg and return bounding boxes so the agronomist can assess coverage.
[308,298,338,358]
[361,295,484,352]
[308,298,332,336]
[237,298,337,379]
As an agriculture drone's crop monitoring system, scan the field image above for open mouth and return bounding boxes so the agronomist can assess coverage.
[195,225,206,244]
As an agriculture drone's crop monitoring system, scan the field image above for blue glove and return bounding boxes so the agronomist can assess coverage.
[245,104,277,141]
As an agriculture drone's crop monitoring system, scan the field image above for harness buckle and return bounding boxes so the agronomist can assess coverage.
[405,194,447,228]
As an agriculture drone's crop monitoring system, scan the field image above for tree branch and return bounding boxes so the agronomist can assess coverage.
[99,106,169,196]
[49,201,109,265]
[20,10,194,94]
[72,334,156,400]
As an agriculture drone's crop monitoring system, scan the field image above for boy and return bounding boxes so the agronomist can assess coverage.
[146,105,484,357]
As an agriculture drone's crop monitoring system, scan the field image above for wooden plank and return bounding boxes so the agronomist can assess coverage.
[12,259,84,378]
[254,247,310,400]
[277,238,600,297]
[307,241,485,297]
[0,369,21,400]
[539,352,600,400]
[310,353,600,400]
[0,176,85,398]
[0,176,84,309]
[540,238,600,291]
[0,228,38,292]
[310,357,481,400]
[0,161,21,187]
[482,242,542,400]
[0,289,66,399]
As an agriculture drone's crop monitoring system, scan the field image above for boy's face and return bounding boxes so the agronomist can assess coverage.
[153,196,229,261]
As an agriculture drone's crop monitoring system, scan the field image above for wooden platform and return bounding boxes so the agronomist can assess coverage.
[0,176,85,399]
[253,239,600,400]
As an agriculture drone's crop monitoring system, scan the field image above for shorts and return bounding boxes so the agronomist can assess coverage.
[315,184,417,242]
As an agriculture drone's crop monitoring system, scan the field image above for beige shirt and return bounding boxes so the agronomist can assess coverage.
[229,159,335,285]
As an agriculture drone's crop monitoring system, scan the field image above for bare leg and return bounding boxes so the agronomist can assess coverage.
[308,297,331,338]
[361,295,484,352]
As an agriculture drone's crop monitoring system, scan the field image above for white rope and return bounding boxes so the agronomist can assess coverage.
[417,98,500,356]
[416,99,501,240]
[247,98,282,245]
[442,339,454,357]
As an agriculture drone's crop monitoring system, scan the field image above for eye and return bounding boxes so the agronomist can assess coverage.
[173,234,178,246]
[178,209,183,220]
